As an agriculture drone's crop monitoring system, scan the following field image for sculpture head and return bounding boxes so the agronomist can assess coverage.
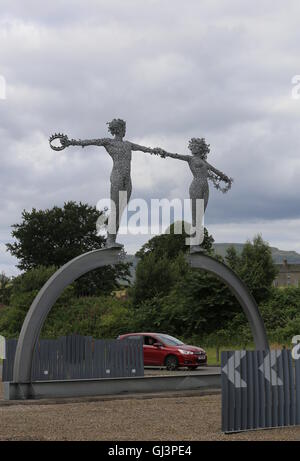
[188,138,210,159]
[107,118,126,139]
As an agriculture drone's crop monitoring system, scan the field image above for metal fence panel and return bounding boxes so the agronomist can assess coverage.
[2,339,17,382]
[222,349,300,433]
[296,355,300,425]
[1,335,144,382]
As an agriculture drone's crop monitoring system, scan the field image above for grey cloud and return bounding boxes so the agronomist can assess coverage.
[0,0,300,273]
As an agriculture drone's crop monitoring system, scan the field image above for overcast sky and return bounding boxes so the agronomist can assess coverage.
[1,0,300,275]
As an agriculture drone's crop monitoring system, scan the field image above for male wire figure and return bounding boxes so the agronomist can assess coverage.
[49,118,161,247]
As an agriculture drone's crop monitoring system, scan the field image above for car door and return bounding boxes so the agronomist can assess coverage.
[143,335,164,365]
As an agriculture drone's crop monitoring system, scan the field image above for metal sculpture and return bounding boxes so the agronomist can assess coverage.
[158,138,233,246]
[50,119,162,247]
[3,123,265,399]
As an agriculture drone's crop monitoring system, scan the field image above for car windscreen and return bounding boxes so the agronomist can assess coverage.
[156,334,184,346]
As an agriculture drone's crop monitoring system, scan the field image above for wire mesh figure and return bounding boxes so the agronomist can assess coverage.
[49,119,162,247]
[157,138,233,242]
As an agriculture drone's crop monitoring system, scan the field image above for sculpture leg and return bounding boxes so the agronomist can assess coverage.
[106,180,132,247]
[190,180,209,227]
[189,180,209,252]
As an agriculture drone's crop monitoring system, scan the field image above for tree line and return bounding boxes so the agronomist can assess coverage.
[0,202,299,349]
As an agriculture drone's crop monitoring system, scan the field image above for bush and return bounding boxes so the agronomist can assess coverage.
[41,295,135,339]
[259,287,300,332]
[0,264,136,340]
[0,272,12,306]
[270,315,300,344]
[0,305,26,338]
[0,266,74,338]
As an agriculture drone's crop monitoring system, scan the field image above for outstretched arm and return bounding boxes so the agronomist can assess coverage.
[128,142,189,160]
[49,133,109,151]
[206,161,231,182]
[66,137,109,148]
[205,160,233,192]
[129,142,157,154]
[157,149,191,162]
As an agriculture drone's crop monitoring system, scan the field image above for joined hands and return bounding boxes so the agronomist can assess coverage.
[152,147,167,158]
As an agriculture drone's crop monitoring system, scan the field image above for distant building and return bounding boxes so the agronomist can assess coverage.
[273,259,300,287]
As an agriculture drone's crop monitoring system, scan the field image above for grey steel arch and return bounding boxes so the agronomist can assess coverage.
[188,252,269,351]
[13,247,268,384]
[13,247,121,383]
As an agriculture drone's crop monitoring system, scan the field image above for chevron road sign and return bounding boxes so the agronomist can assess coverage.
[221,349,300,432]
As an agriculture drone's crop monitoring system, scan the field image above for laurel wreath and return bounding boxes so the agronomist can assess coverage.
[49,133,69,151]
[208,170,233,193]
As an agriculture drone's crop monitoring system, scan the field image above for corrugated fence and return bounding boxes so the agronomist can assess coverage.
[2,335,144,382]
[221,350,300,432]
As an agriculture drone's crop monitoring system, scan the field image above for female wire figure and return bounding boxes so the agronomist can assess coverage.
[158,138,233,247]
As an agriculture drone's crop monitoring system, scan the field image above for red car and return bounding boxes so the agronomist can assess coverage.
[118,332,207,370]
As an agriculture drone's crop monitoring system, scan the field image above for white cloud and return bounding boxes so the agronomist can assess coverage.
[0,243,18,276]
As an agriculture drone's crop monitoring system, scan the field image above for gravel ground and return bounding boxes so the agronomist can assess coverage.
[1,370,300,441]
[1,390,300,441]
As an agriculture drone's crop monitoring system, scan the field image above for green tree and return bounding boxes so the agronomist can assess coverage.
[0,306,27,338]
[0,272,12,305]
[131,231,278,343]
[6,201,131,295]
[0,281,135,340]
[225,245,240,271]
[237,235,278,303]
[0,265,135,339]
[41,295,134,339]
[7,201,105,270]
[132,252,188,306]
[0,266,72,337]
[259,287,300,332]
[132,224,214,306]
[136,224,214,261]
[131,226,241,337]
[158,265,239,338]
[271,315,300,344]
[9,266,73,312]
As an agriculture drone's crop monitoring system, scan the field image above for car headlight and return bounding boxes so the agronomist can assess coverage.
[178,349,194,355]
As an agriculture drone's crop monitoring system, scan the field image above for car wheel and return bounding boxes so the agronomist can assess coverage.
[190,366,198,371]
[165,355,179,371]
